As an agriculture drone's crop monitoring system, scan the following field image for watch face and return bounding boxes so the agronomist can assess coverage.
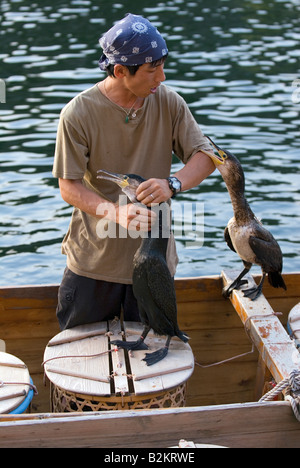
[171,178,181,190]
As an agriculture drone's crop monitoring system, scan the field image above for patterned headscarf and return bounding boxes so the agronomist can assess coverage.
[99,13,168,71]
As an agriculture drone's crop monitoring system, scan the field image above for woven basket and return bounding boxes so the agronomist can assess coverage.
[51,382,187,412]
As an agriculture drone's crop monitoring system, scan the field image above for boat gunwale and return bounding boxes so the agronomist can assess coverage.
[0,400,299,448]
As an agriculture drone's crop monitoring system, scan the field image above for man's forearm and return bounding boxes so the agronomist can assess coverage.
[59,178,110,218]
[136,151,216,205]
[174,151,216,192]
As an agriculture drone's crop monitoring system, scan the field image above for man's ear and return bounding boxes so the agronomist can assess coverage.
[114,64,129,78]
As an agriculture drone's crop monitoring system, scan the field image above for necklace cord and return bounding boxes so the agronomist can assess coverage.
[103,80,139,123]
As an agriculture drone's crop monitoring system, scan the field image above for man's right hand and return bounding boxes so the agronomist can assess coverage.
[115,202,156,232]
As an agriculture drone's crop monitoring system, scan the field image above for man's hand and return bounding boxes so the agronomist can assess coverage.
[59,179,156,233]
[115,202,156,232]
[136,178,172,206]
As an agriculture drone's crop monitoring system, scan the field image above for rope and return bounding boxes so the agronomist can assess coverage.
[42,348,114,367]
[285,395,300,422]
[195,313,282,370]
[0,380,38,395]
[42,345,122,384]
[43,317,122,367]
[195,344,255,369]
[259,369,300,422]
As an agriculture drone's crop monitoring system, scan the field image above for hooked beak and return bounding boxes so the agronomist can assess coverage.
[97,170,129,189]
[201,135,228,166]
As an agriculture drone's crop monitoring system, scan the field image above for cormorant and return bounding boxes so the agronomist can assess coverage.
[203,136,287,301]
[97,170,189,365]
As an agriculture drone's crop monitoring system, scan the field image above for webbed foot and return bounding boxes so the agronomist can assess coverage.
[243,286,262,301]
[143,347,169,366]
[111,338,148,351]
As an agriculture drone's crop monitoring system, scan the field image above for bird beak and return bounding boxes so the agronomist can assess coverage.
[97,170,129,189]
[201,135,228,166]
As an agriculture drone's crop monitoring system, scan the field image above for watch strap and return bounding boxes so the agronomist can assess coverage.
[167,177,182,198]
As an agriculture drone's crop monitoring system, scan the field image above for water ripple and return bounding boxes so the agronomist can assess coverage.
[0,0,299,284]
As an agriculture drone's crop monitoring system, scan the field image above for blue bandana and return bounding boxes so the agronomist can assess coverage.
[99,13,168,71]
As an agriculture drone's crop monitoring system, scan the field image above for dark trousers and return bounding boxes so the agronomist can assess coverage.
[56,268,140,330]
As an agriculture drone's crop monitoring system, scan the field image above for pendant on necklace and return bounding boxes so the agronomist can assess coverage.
[125,110,137,123]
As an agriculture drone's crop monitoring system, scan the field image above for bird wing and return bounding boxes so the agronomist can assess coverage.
[249,232,283,272]
[145,256,178,319]
[224,226,236,253]
[133,255,179,337]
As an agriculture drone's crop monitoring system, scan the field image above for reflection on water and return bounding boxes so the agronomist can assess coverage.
[0,0,299,285]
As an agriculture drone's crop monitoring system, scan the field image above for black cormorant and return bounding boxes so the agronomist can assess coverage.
[97,170,189,365]
[203,136,287,301]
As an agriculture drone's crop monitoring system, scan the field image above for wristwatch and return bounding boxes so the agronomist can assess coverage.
[167,177,182,198]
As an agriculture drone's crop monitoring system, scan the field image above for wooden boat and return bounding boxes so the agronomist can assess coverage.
[0,271,300,448]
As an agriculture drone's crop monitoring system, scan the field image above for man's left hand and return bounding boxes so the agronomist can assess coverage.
[136,178,172,206]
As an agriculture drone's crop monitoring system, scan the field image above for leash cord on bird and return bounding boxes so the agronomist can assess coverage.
[194,313,280,369]
[194,312,283,370]
[194,308,300,422]
[195,344,255,369]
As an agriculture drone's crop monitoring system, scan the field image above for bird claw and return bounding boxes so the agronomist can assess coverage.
[111,339,149,351]
[222,279,249,298]
[143,347,169,366]
[222,286,232,298]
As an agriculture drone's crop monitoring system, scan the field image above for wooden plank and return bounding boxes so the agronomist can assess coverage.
[43,323,111,396]
[0,284,59,302]
[108,320,129,396]
[255,273,299,300]
[0,273,296,309]
[174,276,224,303]
[255,355,273,400]
[0,401,299,448]
[122,324,166,394]
[177,300,238,331]
[222,270,300,383]
[0,340,5,353]
[124,322,194,395]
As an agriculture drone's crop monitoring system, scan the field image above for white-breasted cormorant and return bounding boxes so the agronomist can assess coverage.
[203,136,287,301]
[97,170,189,365]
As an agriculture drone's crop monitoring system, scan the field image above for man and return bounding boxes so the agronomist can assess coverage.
[53,13,215,330]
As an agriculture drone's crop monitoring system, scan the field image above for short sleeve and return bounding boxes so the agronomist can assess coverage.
[170,92,212,164]
[52,109,89,180]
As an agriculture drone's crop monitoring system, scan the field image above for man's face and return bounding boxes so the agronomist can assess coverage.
[123,63,166,98]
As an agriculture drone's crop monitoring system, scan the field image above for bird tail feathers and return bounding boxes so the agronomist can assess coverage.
[268,272,287,291]
[176,330,190,343]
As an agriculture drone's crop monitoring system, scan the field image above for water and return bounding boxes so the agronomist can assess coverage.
[0,0,299,285]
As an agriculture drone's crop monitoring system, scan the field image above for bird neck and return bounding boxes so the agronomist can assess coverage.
[228,186,256,224]
[219,162,256,224]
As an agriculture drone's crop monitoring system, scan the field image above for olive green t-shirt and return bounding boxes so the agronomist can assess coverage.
[53,83,211,283]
